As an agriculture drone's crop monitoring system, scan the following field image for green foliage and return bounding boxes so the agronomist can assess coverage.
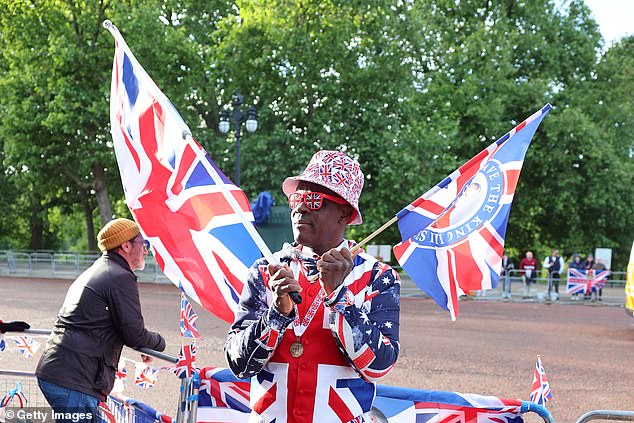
[0,0,631,269]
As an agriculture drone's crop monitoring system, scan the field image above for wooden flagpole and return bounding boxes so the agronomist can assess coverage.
[349,216,398,256]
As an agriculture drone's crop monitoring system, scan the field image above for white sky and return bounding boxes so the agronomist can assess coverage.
[584,0,634,45]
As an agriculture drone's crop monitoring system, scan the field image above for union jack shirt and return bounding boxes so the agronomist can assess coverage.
[224,241,400,423]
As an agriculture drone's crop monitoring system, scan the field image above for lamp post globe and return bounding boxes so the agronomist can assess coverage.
[218,93,257,186]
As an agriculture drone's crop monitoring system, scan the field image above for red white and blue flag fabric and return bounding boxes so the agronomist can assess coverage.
[393,105,551,320]
[0,334,5,352]
[195,367,533,423]
[180,293,200,339]
[105,21,266,323]
[566,268,610,295]
[197,367,251,423]
[11,336,40,358]
[530,356,552,405]
[135,364,159,389]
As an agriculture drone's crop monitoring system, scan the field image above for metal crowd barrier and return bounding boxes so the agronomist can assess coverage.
[0,329,189,423]
[575,410,634,423]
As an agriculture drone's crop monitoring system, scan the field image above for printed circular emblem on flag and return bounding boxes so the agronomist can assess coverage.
[414,162,505,247]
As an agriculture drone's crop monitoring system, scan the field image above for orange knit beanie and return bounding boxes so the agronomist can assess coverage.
[97,218,140,252]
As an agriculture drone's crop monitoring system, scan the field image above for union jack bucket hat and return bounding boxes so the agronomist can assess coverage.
[282,150,364,225]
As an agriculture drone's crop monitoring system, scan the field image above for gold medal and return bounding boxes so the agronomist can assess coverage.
[289,341,304,358]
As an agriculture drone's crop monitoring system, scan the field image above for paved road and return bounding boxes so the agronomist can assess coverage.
[1,276,633,422]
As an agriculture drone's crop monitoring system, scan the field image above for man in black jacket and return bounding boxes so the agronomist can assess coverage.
[36,218,166,421]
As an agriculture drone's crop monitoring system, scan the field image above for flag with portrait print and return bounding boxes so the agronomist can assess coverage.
[566,268,609,295]
[105,20,268,323]
[393,105,551,320]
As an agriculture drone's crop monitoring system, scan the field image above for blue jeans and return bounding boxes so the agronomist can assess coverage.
[37,378,100,423]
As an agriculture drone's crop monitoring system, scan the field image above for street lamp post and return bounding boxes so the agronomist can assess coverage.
[218,93,258,186]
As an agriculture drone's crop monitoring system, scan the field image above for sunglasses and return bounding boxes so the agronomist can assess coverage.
[131,237,150,250]
[287,191,347,210]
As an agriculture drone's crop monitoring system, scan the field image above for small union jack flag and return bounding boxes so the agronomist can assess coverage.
[112,363,127,393]
[169,342,200,379]
[116,365,127,381]
[180,293,200,339]
[530,356,552,405]
[135,365,159,389]
[0,334,5,352]
[12,336,39,358]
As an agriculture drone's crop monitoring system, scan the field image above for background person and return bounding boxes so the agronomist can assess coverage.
[36,218,166,422]
[543,249,564,301]
[584,254,596,300]
[569,254,586,300]
[501,253,514,299]
[519,251,538,298]
[225,150,400,423]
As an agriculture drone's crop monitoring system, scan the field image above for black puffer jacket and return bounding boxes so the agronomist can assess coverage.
[36,252,166,400]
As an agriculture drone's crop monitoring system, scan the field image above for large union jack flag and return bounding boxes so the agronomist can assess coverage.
[105,21,269,322]
[566,268,610,295]
[530,356,552,405]
[194,367,535,423]
[393,105,551,320]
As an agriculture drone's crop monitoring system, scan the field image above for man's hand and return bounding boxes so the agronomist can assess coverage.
[268,264,301,316]
[318,247,354,295]
[0,321,30,334]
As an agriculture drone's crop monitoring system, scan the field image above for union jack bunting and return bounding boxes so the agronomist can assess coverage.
[394,105,551,320]
[12,336,39,358]
[0,383,27,408]
[180,293,200,339]
[112,362,127,393]
[530,356,552,405]
[135,364,159,389]
[0,334,5,352]
[566,268,610,295]
[105,20,267,323]
[195,367,532,423]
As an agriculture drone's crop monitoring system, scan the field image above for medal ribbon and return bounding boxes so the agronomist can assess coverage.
[292,288,324,337]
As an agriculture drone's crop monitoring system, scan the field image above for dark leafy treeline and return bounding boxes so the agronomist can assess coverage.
[0,1,632,268]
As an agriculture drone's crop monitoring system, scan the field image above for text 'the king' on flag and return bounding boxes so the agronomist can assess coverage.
[393,105,551,320]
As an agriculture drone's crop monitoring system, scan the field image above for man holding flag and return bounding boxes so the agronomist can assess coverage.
[225,151,401,423]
